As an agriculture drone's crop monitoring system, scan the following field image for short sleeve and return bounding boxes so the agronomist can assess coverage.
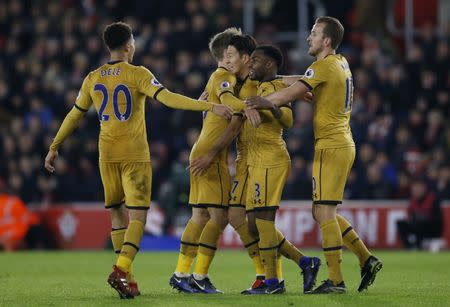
[74,75,93,111]
[299,61,328,90]
[213,71,236,98]
[135,66,166,99]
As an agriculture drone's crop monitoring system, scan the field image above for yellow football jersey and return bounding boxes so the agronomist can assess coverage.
[299,54,355,149]
[247,78,292,167]
[235,76,258,163]
[72,61,212,162]
[190,67,237,162]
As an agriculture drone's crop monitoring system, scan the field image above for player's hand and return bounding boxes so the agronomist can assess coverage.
[302,91,314,103]
[188,154,215,176]
[212,104,233,120]
[199,90,209,101]
[44,150,59,173]
[244,108,261,127]
[245,96,274,109]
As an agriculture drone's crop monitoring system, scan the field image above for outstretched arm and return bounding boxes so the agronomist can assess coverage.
[247,81,310,109]
[189,114,244,176]
[155,88,232,120]
[278,75,303,86]
[219,91,246,112]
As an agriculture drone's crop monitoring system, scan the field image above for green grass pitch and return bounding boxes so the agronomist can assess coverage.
[1,250,449,306]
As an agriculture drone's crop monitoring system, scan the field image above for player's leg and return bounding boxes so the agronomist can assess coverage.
[100,162,134,299]
[189,162,230,293]
[244,166,283,295]
[250,164,320,293]
[336,147,382,292]
[170,168,209,293]
[229,165,265,285]
[308,149,346,294]
[274,228,321,293]
[170,206,209,293]
[336,214,372,266]
[191,206,228,293]
[337,213,383,292]
[111,162,151,298]
[109,205,140,294]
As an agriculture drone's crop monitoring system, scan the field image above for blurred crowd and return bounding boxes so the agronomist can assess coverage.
[0,0,448,220]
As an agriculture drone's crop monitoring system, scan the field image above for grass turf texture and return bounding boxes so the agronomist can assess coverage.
[1,250,448,306]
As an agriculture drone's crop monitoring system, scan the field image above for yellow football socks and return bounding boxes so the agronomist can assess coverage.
[111,227,126,256]
[256,218,278,280]
[336,214,371,267]
[175,220,203,274]
[276,228,304,264]
[194,220,223,276]
[116,220,145,273]
[234,221,265,276]
[320,218,343,285]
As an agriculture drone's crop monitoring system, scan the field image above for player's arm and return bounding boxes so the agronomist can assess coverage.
[189,114,244,176]
[213,71,246,112]
[268,105,293,128]
[247,81,310,109]
[137,67,232,119]
[248,64,324,109]
[259,104,293,128]
[277,75,303,86]
[45,77,93,173]
[219,92,246,111]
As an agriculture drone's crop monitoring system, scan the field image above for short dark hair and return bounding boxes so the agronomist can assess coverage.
[102,22,132,50]
[255,45,283,69]
[208,27,242,61]
[316,16,344,49]
[228,34,257,56]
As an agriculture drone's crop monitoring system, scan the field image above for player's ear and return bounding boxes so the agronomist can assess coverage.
[124,40,132,52]
[242,54,250,64]
[324,37,331,48]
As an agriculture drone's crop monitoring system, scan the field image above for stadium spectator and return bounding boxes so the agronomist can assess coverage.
[0,186,54,250]
[0,0,448,233]
[397,178,443,250]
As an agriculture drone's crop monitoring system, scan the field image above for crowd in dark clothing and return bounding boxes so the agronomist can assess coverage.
[0,0,448,215]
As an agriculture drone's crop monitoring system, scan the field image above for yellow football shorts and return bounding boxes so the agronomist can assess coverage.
[246,162,290,212]
[189,162,231,208]
[312,146,355,205]
[99,161,152,209]
[229,160,249,208]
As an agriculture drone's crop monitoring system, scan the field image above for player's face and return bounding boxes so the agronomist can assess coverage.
[226,45,244,74]
[307,23,326,56]
[127,35,136,62]
[249,50,267,81]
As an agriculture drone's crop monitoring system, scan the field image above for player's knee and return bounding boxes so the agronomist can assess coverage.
[191,208,210,227]
[110,206,128,228]
[209,209,228,229]
[128,209,148,224]
[312,204,336,223]
[228,208,246,229]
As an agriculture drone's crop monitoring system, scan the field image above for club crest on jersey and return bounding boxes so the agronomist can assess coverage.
[305,68,314,78]
[151,78,162,87]
[220,81,230,89]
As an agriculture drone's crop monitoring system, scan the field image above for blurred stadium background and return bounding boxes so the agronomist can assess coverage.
[0,0,449,252]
